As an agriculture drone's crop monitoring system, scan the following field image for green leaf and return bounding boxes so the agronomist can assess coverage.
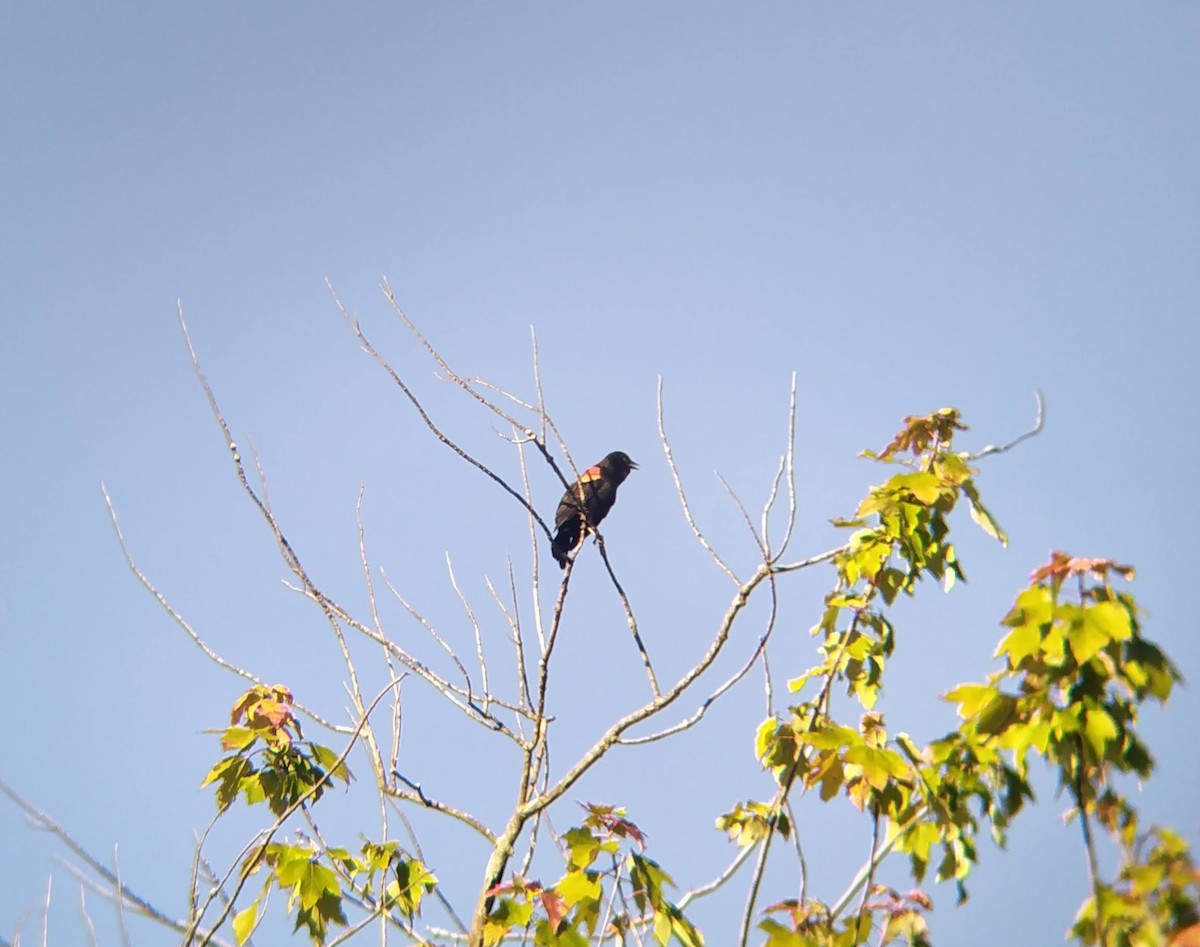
[393,858,437,916]
[298,861,341,912]
[1003,585,1053,629]
[561,827,600,870]
[200,756,255,812]
[667,904,705,947]
[1086,600,1133,642]
[786,668,821,695]
[798,723,858,751]
[758,919,806,946]
[943,684,996,719]
[755,717,780,761]
[976,693,1018,736]
[1084,708,1118,758]
[996,622,1042,666]
[483,898,532,946]
[232,898,261,945]
[1067,618,1109,665]
[556,870,601,908]
[964,481,1007,546]
[653,909,671,946]
[221,726,258,751]
[892,471,943,505]
[843,745,908,790]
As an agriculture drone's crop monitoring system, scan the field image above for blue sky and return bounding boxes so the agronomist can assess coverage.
[2,4,1198,945]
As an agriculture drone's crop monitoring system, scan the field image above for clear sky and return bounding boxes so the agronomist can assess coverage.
[2,4,1198,945]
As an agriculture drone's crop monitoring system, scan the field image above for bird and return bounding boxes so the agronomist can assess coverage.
[550,451,638,568]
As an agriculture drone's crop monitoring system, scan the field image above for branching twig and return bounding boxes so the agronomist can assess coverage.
[77,886,99,947]
[0,777,229,945]
[329,283,555,538]
[387,775,498,843]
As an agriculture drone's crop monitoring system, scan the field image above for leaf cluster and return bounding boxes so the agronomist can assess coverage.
[200,685,352,816]
[481,804,702,947]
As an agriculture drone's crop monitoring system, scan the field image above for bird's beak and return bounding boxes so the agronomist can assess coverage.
[629,459,639,469]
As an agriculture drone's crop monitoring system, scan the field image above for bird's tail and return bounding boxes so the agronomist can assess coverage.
[550,520,579,569]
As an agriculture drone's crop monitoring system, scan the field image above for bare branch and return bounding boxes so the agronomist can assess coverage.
[658,377,740,584]
[678,844,758,908]
[355,487,404,792]
[374,571,527,737]
[853,808,883,944]
[39,876,50,947]
[446,552,490,716]
[329,283,555,538]
[717,472,767,560]
[595,535,659,699]
[770,373,800,561]
[828,806,925,922]
[771,543,844,574]
[524,563,774,818]
[77,887,99,947]
[0,777,228,945]
[967,389,1046,460]
[621,570,779,745]
[485,566,531,728]
[386,775,498,843]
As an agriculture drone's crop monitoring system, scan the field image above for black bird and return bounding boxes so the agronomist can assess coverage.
[551,451,638,568]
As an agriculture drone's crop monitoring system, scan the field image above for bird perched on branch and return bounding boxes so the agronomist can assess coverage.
[551,451,638,568]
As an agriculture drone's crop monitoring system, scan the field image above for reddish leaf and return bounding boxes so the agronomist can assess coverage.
[541,889,568,929]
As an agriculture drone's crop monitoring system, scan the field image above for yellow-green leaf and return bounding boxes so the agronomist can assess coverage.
[1084,708,1118,757]
[1087,600,1133,642]
[556,869,601,908]
[233,901,260,945]
[1068,620,1109,665]
[892,471,943,505]
[996,622,1042,666]
[221,727,257,751]
[1003,585,1054,629]
[943,684,996,718]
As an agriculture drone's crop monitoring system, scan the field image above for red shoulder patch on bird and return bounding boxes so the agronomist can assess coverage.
[579,465,604,483]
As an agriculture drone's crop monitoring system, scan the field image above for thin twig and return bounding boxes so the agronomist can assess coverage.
[595,535,659,699]
[386,776,498,843]
[39,876,50,947]
[1073,739,1106,946]
[329,283,555,538]
[853,807,882,945]
[77,886,99,947]
[772,373,800,562]
[523,564,774,818]
[0,777,213,944]
[356,485,403,792]
[678,844,758,908]
[621,571,779,745]
[967,389,1046,460]
[785,798,807,904]
[771,544,844,574]
[718,472,767,560]
[658,377,739,584]
[446,552,490,716]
